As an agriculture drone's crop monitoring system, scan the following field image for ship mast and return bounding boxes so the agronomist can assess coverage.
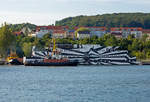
[51,38,56,57]
[53,38,56,52]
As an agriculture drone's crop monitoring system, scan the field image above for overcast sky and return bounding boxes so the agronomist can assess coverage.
[0,0,150,25]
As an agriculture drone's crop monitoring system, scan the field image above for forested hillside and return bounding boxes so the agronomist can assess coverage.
[55,13,150,29]
[9,23,36,31]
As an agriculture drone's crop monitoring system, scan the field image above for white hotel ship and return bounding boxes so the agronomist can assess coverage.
[32,45,138,65]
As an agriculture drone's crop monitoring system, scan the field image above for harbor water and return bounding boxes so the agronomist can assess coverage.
[0,65,150,102]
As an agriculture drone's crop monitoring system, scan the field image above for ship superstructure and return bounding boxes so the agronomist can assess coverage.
[32,44,138,65]
[23,39,78,66]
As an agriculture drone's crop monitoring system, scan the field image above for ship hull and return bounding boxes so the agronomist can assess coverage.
[8,58,23,65]
[24,58,78,66]
[24,62,78,66]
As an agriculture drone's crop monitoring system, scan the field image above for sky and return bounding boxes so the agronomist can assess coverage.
[0,0,150,25]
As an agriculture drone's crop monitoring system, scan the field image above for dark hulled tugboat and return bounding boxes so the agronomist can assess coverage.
[24,39,78,66]
[7,52,23,65]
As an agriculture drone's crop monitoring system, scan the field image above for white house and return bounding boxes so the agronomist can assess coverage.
[85,27,107,37]
[77,31,90,39]
[111,27,143,38]
[31,26,69,38]
[52,30,68,38]
[36,30,52,38]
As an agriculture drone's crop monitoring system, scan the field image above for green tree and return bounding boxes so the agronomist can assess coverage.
[135,51,146,60]
[131,39,140,51]
[90,35,99,44]
[119,38,129,50]
[141,34,148,42]
[80,37,90,44]
[146,50,150,59]
[22,42,32,57]
[9,23,36,32]
[42,33,51,40]
[145,40,150,49]
[0,23,16,58]
[75,27,90,38]
[104,35,118,46]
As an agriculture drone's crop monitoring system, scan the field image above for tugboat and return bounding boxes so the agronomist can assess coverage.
[7,51,23,65]
[24,39,78,66]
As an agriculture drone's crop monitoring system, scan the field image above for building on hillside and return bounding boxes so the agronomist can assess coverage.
[111,27,143,38]
[33,26,69,38]
[111,32,122,39]
[52,30,68,38]
[28,30,36,37]
[74,27,107,38]
[85,27,107,37]
[67,30,75,39]
[13,27,32,36]
[13,31,23,36]
[21,27,32,36]
[143,29,150,40]
[36,26,69,32]
[77,31,90,39]
[74,27,79,31]
[35,28,51,38]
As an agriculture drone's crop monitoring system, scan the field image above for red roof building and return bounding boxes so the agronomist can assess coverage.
[111,27,143,38]
[111,27,143,31]
[74,26,107,37]
[13,31,23,36]
[35,26,69,38]
[85,27,107,31]
[67,30,75,39]
[74,26,107,31]
[143,29,150,40]
[52,30,68,38]
[36,26,69,31]
[143,29,150,34]
[111,32,122,39]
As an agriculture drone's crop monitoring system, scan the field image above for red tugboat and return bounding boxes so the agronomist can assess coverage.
[24,39,78,66]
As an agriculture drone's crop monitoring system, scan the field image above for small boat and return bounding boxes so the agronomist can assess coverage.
[7,51,23,65]
[8,58,23,65]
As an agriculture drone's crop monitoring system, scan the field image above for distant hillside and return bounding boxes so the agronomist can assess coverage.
[9,23,36,31]
[55,13,150,29]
